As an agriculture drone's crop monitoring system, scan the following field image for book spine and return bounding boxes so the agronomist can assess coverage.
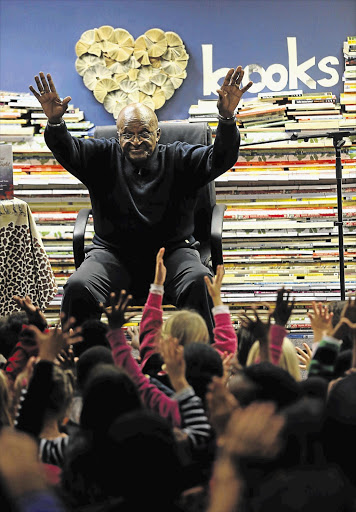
[292,98,336,104]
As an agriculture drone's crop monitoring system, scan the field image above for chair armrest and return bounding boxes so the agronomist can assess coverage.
[210,203,226,273]
[73,208,92,269]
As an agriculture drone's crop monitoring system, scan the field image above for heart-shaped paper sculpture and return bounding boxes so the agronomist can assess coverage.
[75,26,189,118]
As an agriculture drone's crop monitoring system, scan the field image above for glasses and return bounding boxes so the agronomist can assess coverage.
[118,130,157,142]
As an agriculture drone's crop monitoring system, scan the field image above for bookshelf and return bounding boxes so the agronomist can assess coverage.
[216,147,355,344]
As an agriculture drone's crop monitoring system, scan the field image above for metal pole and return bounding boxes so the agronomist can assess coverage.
[333,136,346,300]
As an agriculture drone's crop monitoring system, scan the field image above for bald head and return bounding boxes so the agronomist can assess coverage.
[116,103,158,131]
[116,103,160,166]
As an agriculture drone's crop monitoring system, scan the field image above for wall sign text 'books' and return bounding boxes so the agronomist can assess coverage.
[203,37,340,95]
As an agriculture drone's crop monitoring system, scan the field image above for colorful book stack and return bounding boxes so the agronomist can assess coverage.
[341,36,356,123]
[191,88,356,135]
[243,90,354,132]
[188,99,219,123]
[216,141,356,342]
[0,92,95,139]
[235,99,288,129]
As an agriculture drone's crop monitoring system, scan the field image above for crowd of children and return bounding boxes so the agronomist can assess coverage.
[0,247,355,511]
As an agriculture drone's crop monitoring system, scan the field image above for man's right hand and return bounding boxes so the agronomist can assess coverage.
[29,72,71,123]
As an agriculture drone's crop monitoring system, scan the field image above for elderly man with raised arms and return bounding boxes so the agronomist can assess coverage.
[29,68,252,337]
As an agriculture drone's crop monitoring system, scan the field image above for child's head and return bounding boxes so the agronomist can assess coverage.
[44,366,75,424]
[0,311,28,360]
[72,318,110,358]
[80,363,142,434]
[228,362,301,411]
[246,338,301,381]
[76,346,114,392]
[184,342,223,405]
[160,309,209,347]
[329,300,353,350]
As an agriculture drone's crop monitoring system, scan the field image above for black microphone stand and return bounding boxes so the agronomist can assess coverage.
[240,128,356,300]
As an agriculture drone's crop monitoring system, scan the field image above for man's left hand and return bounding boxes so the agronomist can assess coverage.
[217,66,253,118]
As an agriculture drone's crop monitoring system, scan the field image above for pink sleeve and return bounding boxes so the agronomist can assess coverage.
[139,292,163,371]
[107,328,181,428]
[211,312,238,357]
[269,324,287,365]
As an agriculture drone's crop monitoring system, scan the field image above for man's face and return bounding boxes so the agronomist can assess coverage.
[117,110,160,166]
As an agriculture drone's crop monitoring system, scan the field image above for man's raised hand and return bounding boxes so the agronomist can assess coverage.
[29,72,71,123]
[217,66,253,118]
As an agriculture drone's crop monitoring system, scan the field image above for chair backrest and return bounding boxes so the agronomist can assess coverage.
[93,121,216,266]
[94,121,212,145]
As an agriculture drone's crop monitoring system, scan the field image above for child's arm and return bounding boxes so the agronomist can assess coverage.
[269,288,295,365]
[139,248,166,371]
[159,334,213,449]
[205,265,237,356]
[102,290,181,427]
[107,326,181,427]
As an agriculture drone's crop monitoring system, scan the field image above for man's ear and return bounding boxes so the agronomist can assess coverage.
[156,128,161,143]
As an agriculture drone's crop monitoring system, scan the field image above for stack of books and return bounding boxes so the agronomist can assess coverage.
[235,101,288,129]
[188,87,356,135]
[0,92,95,139]
[341,36,356,123]
[0,92,36,138]
[283,93,348,132]
[253,89,352,132]
[188,99,219,122]
[216,155,356,340]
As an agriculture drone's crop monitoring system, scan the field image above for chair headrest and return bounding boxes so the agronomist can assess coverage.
[94,121,212,146]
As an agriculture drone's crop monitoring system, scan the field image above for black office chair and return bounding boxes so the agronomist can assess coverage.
[73,121,227,278]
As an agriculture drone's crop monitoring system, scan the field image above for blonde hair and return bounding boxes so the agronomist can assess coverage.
[161,309,209,347]
[246,337,301,381]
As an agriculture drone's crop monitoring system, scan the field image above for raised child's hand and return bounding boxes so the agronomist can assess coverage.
[154,247,167,286]
[271,288,295,327]
[100,290,136,330]
[26,315,82,363]
[204,264,224,306]
[307,301,334,343]
[13,295,47,331]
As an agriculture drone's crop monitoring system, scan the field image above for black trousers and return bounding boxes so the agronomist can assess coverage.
[61,245,215,340]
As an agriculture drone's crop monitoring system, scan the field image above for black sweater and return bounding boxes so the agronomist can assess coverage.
[44,120,240,263]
